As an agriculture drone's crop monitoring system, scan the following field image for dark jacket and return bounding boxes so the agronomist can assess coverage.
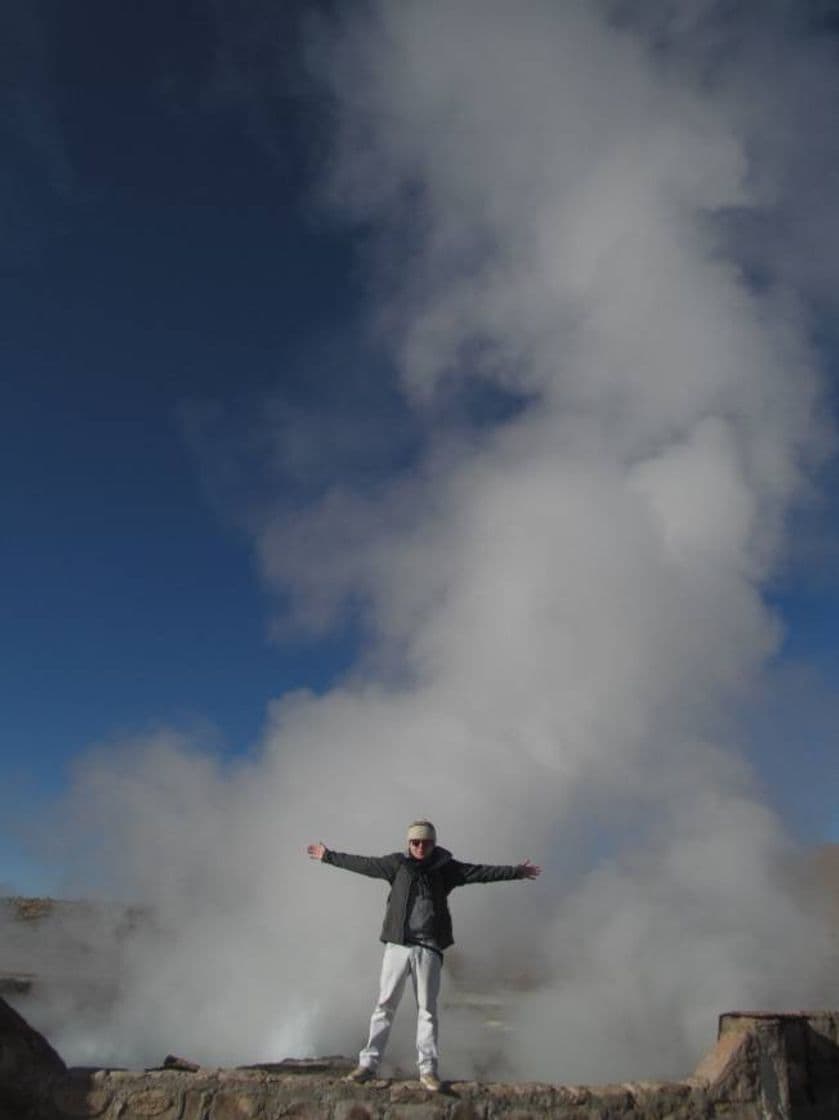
[322,845,524,950]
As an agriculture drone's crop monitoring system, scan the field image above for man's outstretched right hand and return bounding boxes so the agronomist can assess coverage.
[306,842,326,860]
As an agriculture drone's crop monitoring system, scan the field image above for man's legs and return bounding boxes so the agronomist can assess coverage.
[410,946,441,1075]
[358,943,411,1071]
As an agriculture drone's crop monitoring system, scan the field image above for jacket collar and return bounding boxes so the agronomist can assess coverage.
[400,845,452,873]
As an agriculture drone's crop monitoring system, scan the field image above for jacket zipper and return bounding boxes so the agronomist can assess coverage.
[402,873,416,940]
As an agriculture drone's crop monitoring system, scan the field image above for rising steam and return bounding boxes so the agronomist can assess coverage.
[19,0,839,1083]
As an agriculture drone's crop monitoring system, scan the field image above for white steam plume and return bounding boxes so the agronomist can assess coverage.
[27,0,839,1083]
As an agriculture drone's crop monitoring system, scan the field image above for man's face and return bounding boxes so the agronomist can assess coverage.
[408,837,435,860]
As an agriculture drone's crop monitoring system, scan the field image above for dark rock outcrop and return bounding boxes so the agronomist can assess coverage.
[2,995,839,1119]
[0,994,65,1119]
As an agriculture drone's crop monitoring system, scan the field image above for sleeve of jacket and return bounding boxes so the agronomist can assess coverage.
[322,850,399,881]
[447,860,525,886]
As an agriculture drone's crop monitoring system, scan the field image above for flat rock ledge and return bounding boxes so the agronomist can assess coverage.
[3,998,839,1120]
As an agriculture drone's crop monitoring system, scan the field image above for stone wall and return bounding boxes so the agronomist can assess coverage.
[2,997,838,1120]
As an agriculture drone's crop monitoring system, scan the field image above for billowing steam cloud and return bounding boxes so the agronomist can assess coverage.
[22,0,839,1083]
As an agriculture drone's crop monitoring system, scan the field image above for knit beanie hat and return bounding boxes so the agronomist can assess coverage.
[407,820,437,843]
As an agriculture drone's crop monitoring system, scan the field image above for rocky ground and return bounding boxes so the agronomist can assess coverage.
[3,993,839,1120]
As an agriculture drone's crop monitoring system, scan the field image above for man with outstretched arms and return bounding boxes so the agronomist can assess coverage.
[306,819,541,1091]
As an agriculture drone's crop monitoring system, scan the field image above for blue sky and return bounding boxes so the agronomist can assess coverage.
[1,0,368,886]
[3,0,839,897]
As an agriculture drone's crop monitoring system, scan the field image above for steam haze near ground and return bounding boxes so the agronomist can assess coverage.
[19,0,839,1084]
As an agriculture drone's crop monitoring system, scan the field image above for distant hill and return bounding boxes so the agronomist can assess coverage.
[811,844,839,967]
[813,844,839,908]
[0,896,147,1005]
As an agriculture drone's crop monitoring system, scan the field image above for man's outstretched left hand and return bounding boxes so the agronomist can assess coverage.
[518,859,541,879]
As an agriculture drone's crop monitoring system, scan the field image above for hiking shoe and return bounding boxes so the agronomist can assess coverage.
[419,1073,442,1092]
[346,1066,376,1084]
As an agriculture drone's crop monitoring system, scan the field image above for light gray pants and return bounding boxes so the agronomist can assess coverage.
[359,942,442,1074]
